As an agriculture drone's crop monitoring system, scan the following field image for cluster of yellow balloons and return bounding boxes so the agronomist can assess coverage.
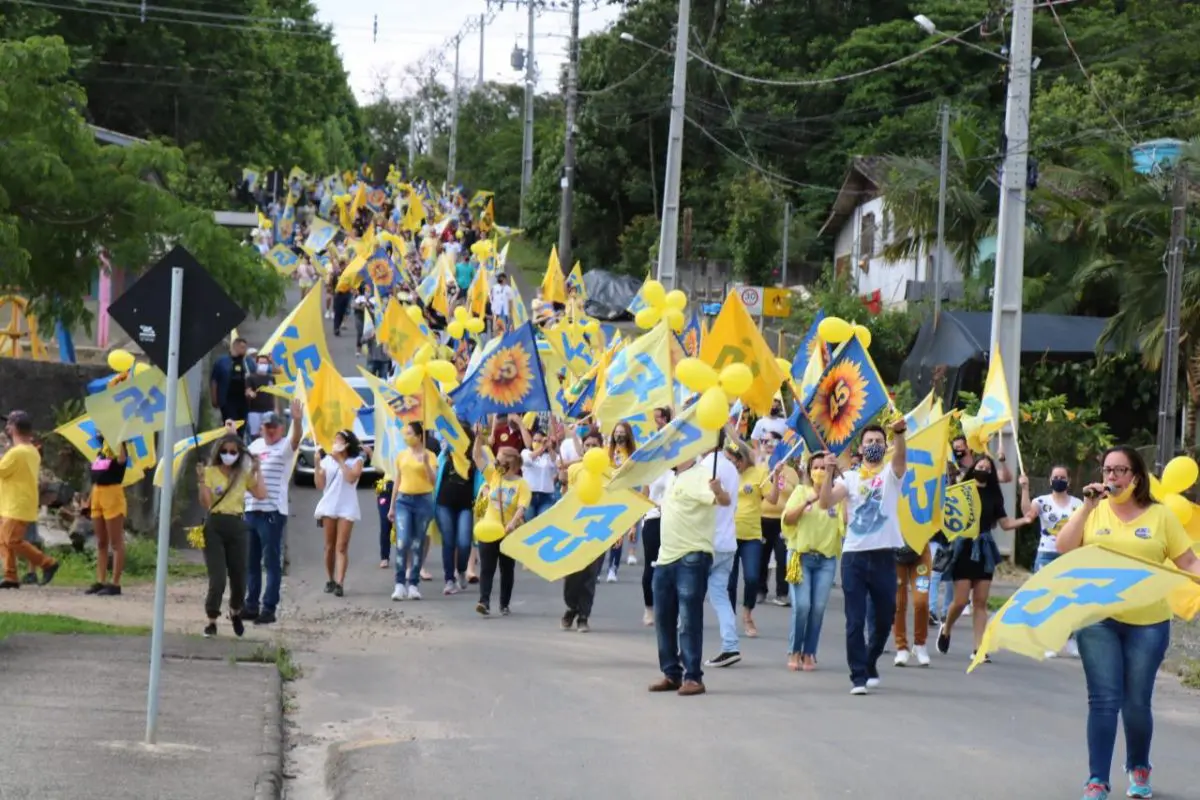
[394,343,458,394]
[447,307,485,339]
[1151,455,1200,525]
[576,447,612,504]
[817,316,872,349]
[475,518,505,543]
[633,280,688,332]
[106,348,150,375]
[676,359,754,430]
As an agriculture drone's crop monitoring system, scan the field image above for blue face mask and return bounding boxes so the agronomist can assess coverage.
[862,442,885,464]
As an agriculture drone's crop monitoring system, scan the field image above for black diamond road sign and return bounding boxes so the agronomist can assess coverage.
[107,245,246,376]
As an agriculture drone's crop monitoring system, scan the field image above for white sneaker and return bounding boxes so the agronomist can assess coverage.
[850,685,868,695]
[408,585,421,600]
[1044,649,1059,659]
[1065,638,1080,658]
[606,568,618,583]
[642,608,654,626]
[964,603,973,616]
[391,584,406,601]
[443,580,458,596]
[866,677,881,689]
[626,553,638,566]
[914,645,931,666]
[894,649,911,667]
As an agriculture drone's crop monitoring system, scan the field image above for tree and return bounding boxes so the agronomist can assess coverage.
[724,171,779,283]
[0,36,285,329]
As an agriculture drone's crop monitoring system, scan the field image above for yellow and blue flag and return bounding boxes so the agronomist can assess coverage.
[701,291,788,416]
[608,402,719,491]
[425,377,472,479]
[805,335,890,456]
[304,218,337,255]
[896,412,952,551]
[904,390,939,433]
[547,320,594,377]
[943,481,982,540]
[627,270,653,314]
[264,244,301,276]
[299,364,364,453]
[377,301,427,367]
[567,261,587,301]
[677,308,703,357]
[53,415,153,488]
[262,285,330,396]
[358,368,405,482]
[450,322,552,423]
[593,322,673,434]
[977,343,1014,439]
[153,423,239,488]
[84,366,192,447]
[790,310,827,381]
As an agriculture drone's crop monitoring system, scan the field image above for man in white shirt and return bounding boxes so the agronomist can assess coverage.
[749,399,788,442]
[243,402,303,625]
[699,437,742,668]
[489,273,516,332]
[818,419,908,694]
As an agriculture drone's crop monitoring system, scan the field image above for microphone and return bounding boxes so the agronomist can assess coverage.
[1084,484,1117,499]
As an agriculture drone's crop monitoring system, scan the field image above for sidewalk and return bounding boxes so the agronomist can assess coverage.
[0,633,283,800]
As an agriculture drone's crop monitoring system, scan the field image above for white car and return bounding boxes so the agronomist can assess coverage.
[292,376,380,486]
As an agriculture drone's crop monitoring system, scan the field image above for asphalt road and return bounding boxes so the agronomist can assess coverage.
[254,286,1200,800]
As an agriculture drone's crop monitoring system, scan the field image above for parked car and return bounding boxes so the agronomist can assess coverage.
[292,376,379,486]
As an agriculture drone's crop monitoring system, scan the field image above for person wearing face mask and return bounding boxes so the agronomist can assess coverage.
[314,430,365,597]
[560,432,608,631]
[952,434,1015,484]
[1021,463,1084,658]
[245,353,278,440]
[521,428,558,521]
[759,433,799,607]
[388,423,438,601]
[605,422,639,582]
[817,420,907,695]
[87,436,127,595]
[198,431,268,637]
[471,437,530,616]
[1054,445,1200,800]
[935,456,1036,661]
[724,439,767,638]
[750,398,788,442]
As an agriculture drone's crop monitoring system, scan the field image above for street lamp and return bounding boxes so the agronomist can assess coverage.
[913,13,1010,62]
[1131,138,1188,470]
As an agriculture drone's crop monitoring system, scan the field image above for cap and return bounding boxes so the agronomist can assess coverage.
[260,411,284,428]
[2,410,33,434]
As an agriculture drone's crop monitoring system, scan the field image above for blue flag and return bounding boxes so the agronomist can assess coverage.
[450,322,552,423]
[790,310,826,381]
[784,403,826,461]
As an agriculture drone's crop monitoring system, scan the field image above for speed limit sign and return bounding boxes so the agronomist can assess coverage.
[737,286,763,315]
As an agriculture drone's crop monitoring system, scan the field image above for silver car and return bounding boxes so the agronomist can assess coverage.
[292,376,380,486]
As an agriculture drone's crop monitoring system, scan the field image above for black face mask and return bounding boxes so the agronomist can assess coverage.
[953,449,967,461]
[973,469,992,483]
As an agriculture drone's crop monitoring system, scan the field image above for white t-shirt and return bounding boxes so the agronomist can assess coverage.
[313,455,363,522]
[1033,493,1083,554]
[559,437,581,466]
[245,436,295,515]
[837,467,903,553]
[644,470,675,520]
[522,450,557,493]
[698,452,740,553]
[490,284,516,316]
[750,415,788,441]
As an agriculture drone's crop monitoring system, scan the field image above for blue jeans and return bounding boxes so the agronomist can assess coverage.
[841,549,897,687]
[244,510,286,614]
[729,538,764,610]
[1033,550,1059,573]
[652,551,712,684]
[393,493,435,586]
[708,550,739,653]
[1076,618,1170,786]
[436,505,473,582]
[528,491,555,520]
[788,552,837,656]
[929,542,952,618]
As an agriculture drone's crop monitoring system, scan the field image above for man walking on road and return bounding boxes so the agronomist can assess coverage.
[700,441,742,669]
[0,411,59,589]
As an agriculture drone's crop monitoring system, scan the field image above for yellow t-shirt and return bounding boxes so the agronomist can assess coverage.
[780,484,843,558]
[0,444,41,522]
[202,466,257,516]
[396,449,436,495]
[735,465,768,541]
[760,466,799,519]
[483,472,532,526]
[658,463,716,566]
[1083,500,1194,625]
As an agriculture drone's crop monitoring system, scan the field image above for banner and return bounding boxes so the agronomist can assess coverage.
[84,366,192,447]
[450,322,551,423]
[608,403,718,491]
[896,412,952,552]
[593,321,672,432]
[262,285,330,396]
[264,244,301,276]
[804,336,889,456]
[700,290,787,416]
[942,481,982,540]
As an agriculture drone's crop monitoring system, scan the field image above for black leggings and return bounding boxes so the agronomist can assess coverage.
[759,517,787,599]
[641,517,661,607]
[203,513,248,619]
[478,540,514,610]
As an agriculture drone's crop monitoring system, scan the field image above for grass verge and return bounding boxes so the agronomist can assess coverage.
[1179,659,1200,690]
[47,537,207,588]
[0,611,147,640]
[235,642,302,681]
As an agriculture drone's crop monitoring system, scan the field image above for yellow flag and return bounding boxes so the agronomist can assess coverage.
[593,322,673,434]
[896,412,952,552]
[466,266,490,317]
[53,415,153,488]
[500,488,653,580]
[942,481,982,540]
[903,390,938,433]
[360,370,405,483]
[568,261,588,302]
[264,244,300,276]
[546,320,594,377]
[302,364,363,453]
[152,424,238,488]
[977,343,1014,438]
[401,186,426,232]
[84,366,192,447]
[608,402,720,491]
[700,291,787,416]
[261,285,331,396]
[349,182,367,223]
[971,545,1200,672]
[377,301,425,366]
[541,247,566,304]
[303,218,338,255]
[424,377,472,479]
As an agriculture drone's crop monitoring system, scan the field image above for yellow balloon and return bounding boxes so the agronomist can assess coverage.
[394,366,424,395]
[582,447,610,474]
[426,360,458,384]
[675,358,719,392]
[1150,474,1164,501]
[465,317,486,334]
[132,362,151,375]
[405,305,424,325]
[581,319,599,334]
[1161,456,1199,494]
[414,344,434,365]
[475,519,506,543]
[578,471,604,504]
[453,307,470,323]
[718,363,754,397]
[665,289,687,311]
[774,357,791,374]
[818,316,852,344]
[853,324,872,349]
[441,378,460,392]
[107,349,135,373]
[447,320,465,339]
[522,412,538,429]
[634,307,662,330]
[1164,493,1193,525]
[642,280,666,308]
[665,308,686,332]
[695,387,729,430]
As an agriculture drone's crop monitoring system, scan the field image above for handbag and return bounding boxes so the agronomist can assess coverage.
[932,542,954,573]
[190,469,241,549]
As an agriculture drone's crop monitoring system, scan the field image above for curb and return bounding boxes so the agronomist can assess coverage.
[253,666,286,800]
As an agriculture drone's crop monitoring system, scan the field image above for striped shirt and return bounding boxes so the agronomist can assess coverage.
[245,436,294,515]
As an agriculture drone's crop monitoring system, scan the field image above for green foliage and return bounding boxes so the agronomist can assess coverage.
[1016,395,1114,480]
[724,171,779,283]
[1021,356,1157,442]
[618,214,660,277]
[50,538,207,588]
[0,612,147,639]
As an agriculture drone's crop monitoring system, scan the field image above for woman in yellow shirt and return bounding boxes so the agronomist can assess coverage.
[472,437,531,616]
[605,421,638,582]
[781,451,843,672]
[725,439,767,638]
[198,433,267,638]
[1056,445,1200,800]
[760,439,801,606]
[387,422,438,601]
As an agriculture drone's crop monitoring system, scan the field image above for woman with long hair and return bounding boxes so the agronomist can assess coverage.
[605,421,637,582]
[314,429,364,597]
[88,437,128,595]
[198,432,267,637]
[435,422,477,595]
[472,436,530,616]
[724,438,767,638]
[1056,446,1200,800]
[759,434,800,606]
[936,454,1035,660]
[1022,462,1085,658]
[388,422,437,601]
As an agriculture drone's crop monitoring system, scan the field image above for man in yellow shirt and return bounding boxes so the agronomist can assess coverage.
[0,411,58,588]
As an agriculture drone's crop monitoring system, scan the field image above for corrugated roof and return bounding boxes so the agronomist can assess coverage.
[819,156,886,237]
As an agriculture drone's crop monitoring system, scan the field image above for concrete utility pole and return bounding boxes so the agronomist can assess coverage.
[1158,166,1188,468]
[934,101,950,327]
[780,201,791,287]
[557,0,581,272]
[478,13,486,90]
[990,0,1034,525]
[654,0,691,291]
[521,0,536,227]
[448,35,462,186]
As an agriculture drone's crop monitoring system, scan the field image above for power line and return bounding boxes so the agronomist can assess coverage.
[684,114,841,193]
[1046,0,1132,144]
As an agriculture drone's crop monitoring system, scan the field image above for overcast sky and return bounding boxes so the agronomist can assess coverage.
[313,0,624,100]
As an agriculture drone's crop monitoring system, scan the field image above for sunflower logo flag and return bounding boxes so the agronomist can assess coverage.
[896,411,952,552]
[804,335,889,456]
[450,322,552,424]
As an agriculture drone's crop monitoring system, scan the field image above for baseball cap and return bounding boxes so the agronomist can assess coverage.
[2,410,33,434]
[260,411,284,428]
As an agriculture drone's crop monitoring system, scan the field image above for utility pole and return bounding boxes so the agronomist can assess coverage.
[934,101,950,327]
[655,0,691,291]
[1158,166,1188,468]
[407,111,416,175]
[990,0,1034,532]
[521,0,536,228]
[448,35,461,187]
[557,0,581,273]
[780,201,791,287]
[478,13,485,90]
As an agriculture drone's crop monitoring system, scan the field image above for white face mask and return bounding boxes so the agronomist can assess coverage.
[220,453,240,466]
[332,443,347,454]
[256,363,270,375]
